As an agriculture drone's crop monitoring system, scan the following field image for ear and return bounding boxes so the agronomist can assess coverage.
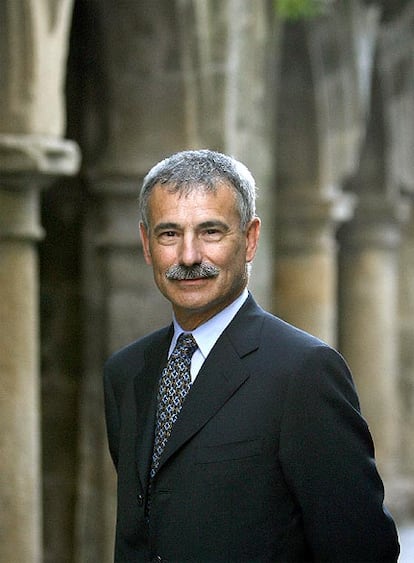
[245,217,261,263]
[139,222,152,265]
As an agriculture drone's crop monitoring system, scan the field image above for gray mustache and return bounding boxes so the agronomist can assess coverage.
[165,263,220,280]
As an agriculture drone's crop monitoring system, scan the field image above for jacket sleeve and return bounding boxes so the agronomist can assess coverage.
[279,344,400,562]
[103,361,121,470]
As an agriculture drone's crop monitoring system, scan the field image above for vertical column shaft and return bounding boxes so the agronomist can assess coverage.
[338,198,406,477]
[399,210,414,476]
[274,191,353,346]
[0,186,43,563]
[0,135,79,563]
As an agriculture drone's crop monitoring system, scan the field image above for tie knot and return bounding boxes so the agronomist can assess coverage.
[175,333,197,357]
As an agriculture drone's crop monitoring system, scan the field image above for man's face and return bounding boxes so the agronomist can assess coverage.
[140,182,260,330]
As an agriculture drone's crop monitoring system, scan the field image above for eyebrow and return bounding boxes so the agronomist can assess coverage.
[153,220,230,235]
[198,220,230,231]
[153,222,180,235]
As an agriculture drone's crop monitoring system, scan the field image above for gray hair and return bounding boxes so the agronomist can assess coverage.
[139,149,257,231]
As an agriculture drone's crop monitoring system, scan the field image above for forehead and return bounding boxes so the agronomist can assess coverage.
[147,182,239,221]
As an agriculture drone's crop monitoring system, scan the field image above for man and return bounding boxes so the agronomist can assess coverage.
[104,149,399,562]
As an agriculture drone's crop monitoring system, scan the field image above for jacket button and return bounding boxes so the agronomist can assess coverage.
[137,494,144,506]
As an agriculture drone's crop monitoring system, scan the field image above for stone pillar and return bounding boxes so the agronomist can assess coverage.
[398,208,414,516]
[378,0,414,516]
[307,0,380,191]
[0,135,79,563]
[274,189,353,345]
[275,13,364,346]
[337,196,407,478]
[0,0,79,558]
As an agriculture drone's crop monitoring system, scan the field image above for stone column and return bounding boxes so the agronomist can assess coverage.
[398,207,414,474]
[378,0,414,515]
[0,0,79,559]
[0,135,79,563]
[337,196,407,478]
[274,189,353,345]
[396,207,414,518]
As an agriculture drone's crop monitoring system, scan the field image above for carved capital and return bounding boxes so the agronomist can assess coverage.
[86,172,142,250]
[0,134,80,189]
[0,134,80,241]
[338,194,410,251]
[276,189,355,253]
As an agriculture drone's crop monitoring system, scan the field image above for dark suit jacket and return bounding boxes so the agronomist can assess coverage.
[104,294,399,562]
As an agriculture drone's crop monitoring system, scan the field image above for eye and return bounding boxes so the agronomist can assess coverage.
[157,230,179,244]
[201,228,224,241]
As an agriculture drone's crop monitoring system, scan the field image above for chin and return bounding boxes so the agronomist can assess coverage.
[174,296,210,312]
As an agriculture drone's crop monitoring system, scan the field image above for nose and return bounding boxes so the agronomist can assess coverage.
[179,232,202,266]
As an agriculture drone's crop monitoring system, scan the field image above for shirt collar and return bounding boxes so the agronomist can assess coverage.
[170,288,249,358]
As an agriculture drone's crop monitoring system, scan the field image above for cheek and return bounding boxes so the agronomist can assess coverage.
[215,243,245,268]
[150,247,176,271]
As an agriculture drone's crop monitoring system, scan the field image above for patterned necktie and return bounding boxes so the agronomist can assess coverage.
[151,333,198,478]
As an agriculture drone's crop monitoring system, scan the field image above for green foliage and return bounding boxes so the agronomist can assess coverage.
[275,0,331,20]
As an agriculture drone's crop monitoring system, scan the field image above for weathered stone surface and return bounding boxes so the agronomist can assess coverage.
[0,0,75,136]
[275,189,354,344]
[399,212,414,479]
[379,2,414,196]
[0,214,42,563]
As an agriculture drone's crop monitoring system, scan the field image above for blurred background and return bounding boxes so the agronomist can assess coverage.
[1,1,414,561]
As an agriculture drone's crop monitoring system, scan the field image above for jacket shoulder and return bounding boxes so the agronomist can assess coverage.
[104,325,171,383]
[237,294,329,352]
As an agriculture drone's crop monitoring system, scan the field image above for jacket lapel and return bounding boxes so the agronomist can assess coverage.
[134,326,172,489]
[156,295,264,474]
